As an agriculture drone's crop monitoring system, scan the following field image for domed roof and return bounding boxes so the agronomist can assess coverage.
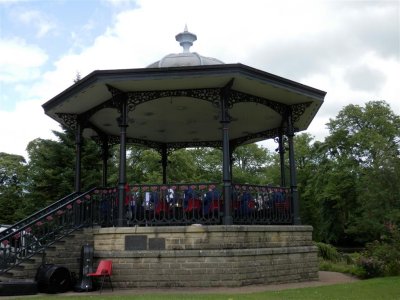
[147,26,224,68]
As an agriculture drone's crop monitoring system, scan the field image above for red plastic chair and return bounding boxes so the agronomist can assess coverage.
[87,260,113,293]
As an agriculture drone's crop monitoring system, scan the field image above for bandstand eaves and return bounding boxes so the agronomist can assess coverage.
[42,63,326,149]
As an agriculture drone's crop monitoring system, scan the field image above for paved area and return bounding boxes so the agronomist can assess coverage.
[2,271,359,298]
[34,271,359,297]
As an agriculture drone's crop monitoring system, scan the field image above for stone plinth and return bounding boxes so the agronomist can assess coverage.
[92,225,318,288]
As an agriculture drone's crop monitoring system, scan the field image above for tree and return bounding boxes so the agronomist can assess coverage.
[232,143,273,184]
[290,134,323,235]
[326,101,400,244]
[119,144,276,185]
[0,153,28,223]
[303,101,400,245]
[26,128,102,209]
[169,148,209,183]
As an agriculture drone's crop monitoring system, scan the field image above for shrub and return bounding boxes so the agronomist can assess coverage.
[315,242,342,262]
[319,259,366,277]
[358,256,384,278]
[357,223,400,278]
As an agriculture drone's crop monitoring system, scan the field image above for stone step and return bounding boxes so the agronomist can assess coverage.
[2,228,94,280]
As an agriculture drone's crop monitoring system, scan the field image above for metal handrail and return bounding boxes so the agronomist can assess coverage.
[0,187,117,274]
[0,192,77,239]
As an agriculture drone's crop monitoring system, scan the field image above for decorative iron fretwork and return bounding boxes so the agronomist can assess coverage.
[86,85,301,123]
[106,84,124,99]
[127,137,164,149]
[125,87,222,110]
[104,85,224,112]
[96,131,290,150]
[228,90,287,115]
[106,84,128,112]
[285,111,295,137]
[93,135,120,147]
[156,145,175,158]
[94,134,223,151]
[107,135,120,146]
[291,102,311,122]
[274,135,288,154]
[56,113,79,130]
[81,97,115,121]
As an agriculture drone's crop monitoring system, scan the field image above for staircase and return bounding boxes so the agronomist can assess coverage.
[0,187,116,279]
[0,228,94,281]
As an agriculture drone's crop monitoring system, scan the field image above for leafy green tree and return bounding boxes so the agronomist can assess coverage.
[232,143,273,184]
[302,101,400,245]
[187,148,222,182]
[0,153,28,223]
[26,128,101,209]
[120,144,275,185]
[169,148,208,183]
[327,101,400,244]
[291,134,322,233]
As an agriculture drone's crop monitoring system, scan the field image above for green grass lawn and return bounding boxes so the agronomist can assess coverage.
[18,276,400,300]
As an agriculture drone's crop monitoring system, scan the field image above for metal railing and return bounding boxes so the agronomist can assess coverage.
[0,187,117,274]
[1,183,293,274]
[126,183,222,226]
[232,184,292,224]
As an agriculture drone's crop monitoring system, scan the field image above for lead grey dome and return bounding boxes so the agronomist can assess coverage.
[147,26,224,68]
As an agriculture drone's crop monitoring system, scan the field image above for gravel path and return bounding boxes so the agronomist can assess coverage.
[4,271,359,298]
[55,271,360,297]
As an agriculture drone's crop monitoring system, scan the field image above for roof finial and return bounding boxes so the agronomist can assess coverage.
[175,25,197,53]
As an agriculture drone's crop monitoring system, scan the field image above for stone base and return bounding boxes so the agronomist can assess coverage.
[92,225,318,288]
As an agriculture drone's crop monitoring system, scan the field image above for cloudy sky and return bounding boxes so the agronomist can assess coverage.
[0,0,399,159]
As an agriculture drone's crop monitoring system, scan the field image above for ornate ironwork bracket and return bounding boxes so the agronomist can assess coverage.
[291,102,311,122]
[82,84,310,125]
[92,135,119,148]
[228,90,287,115]
[107,85,130,112]
[155,145,175,158]
[125,87,222,109]
[56,113,79,130]
[93,135,223,151]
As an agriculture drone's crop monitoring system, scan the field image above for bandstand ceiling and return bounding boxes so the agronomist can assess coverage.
[42,63,326,150]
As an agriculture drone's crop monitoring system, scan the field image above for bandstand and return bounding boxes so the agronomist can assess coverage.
[0,27,326,288]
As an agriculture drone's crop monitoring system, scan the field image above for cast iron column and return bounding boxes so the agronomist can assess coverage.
[221,94,233,225]
[229,146,234,182]
[74,121,82,193]
[161,145,168,184]
[287,109,301,225]
[101,136,109,187]
[117,97,128,227]
[278,132,286,187]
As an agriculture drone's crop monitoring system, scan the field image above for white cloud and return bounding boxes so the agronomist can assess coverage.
[0,0,399,159]
[0,99,59,157]
[344,64,386,92]
[0,38,48,83]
